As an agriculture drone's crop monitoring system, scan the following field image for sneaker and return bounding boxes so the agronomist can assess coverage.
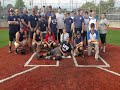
[95,58,98,61]
[15,49,18,54]
[81,54,84,58]
[103,49,105,53]
[9,50,12,53]
[36,54,40,60]
[45,56,51,60]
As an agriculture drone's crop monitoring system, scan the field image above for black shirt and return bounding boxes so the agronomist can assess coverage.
[61,41,72,53]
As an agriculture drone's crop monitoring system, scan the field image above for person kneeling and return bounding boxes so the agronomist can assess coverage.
[87,23,99,61]
[44,30,56,51]
[32,29,44,53]
[14,27,27,54]
[37,37,72,60]
[74,31,84,57]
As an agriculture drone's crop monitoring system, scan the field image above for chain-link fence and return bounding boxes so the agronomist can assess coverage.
[0,0,120,27]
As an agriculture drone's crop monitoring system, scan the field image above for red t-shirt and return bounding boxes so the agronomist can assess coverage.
[45,33,55,43]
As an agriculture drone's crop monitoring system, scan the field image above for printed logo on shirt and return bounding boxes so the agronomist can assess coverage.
[80,17,82,20]
[14,18,16,21]
[62,44,69,52]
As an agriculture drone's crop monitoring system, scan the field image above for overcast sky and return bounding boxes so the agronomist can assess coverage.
[0,0,119,10]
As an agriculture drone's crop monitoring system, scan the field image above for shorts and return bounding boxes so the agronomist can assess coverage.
[14,40,26,46]
[9,30,17,41]
[50,47,62,56]
[41,31,47,39]
[75,28,82,34]
[32,41,44,46]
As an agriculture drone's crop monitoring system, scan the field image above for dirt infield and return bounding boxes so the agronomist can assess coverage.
[0,44,120,89]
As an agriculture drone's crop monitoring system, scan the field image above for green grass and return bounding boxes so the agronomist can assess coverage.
[0,29,120,48]
[0,30,9,48]
[107,30,120,46]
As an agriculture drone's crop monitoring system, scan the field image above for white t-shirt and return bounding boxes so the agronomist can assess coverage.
[90,33,97,40]
[89,17,98,30]
[56,13,65,29]
[60,33,69,42]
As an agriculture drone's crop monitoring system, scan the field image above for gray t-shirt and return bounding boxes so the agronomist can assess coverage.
[56,13,65,29]
[84,18,89,31]
[99,18,109,34]
[74,16,84,28]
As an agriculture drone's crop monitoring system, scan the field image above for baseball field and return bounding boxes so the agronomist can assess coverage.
[0,28,120,89]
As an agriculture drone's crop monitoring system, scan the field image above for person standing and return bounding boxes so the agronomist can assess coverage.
[8,9,20,53]
[15,9,20,31]
[64,12,73,39]
[83,11,90,48]
[38,15,48,39]
[48,11,57,40]
[99,13,109,53]
[72,10,84,35]
[20,8,29,39]
[29,8,38,49]
[41,6,47,20]
[89,10,99,31]
[56,7,65,43]
[46,5,52,20]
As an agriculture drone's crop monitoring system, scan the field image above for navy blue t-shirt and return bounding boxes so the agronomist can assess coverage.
[8,15,19,32]
[38,20,48,32]
[73,16,84,28]
[50,15,57,32]
[20,14,29,27]
[15,15,20,31]
[29,15,38,28]
[74,36,83,45]
[64,17,73,32]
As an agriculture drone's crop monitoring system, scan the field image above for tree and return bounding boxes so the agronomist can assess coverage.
[80,2,97,12]
[97,0,115,14]
[15,0,25,11]
[6,4,14,9]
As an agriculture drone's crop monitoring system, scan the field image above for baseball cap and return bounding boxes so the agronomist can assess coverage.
[91,23,95,28]
[76,31,81,35]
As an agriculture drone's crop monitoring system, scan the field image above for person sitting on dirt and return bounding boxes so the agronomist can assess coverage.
[36,37,72,60]
[32,29,44,53]
[73,31,84,57]
[87,23,99,61]
[44,30,57,51]
[60,28,69,43]
[14,27,27,54]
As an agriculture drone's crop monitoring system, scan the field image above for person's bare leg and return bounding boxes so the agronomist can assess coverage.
[9,41,12,53]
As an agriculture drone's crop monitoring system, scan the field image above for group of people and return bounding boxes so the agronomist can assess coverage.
[7,5,109,61]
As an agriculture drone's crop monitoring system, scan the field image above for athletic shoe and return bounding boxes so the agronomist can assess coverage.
[36,54,40,60]
[95,58,98,61]
[9,50,12,53]
[103,49,105,53]
[45,56,51,60]
[81,54,84,58]
[15,49,18,54]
